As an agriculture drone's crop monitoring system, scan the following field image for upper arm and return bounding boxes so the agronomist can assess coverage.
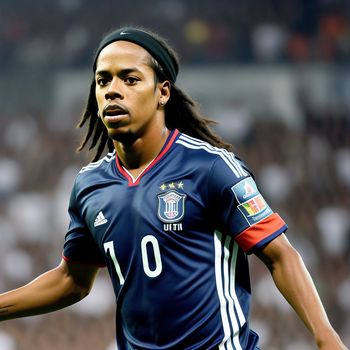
[64,179,106,267]
[59,259,100,295]
[255,233,300,271]
[208,157,287,253]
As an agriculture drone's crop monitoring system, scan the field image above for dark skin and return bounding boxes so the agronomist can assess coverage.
[256,234,346,349]
[0,41,347,349]
[0,260,98,320]
[94,41,171,178]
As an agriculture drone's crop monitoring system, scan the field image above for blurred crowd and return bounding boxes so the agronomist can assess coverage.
[1,0,350,349]
[1,0,350,70]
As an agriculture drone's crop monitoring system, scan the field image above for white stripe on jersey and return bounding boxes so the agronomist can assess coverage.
[176,134,248,179]
[230,243,246,327]
[214,231,246,350]
[79,150,116,173]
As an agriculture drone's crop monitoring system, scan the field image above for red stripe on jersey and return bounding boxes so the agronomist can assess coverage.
[116,129,179,186]
[116,158,134,184]
[235,213,286,252]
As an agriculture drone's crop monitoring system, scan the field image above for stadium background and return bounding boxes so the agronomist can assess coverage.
[0,0,349,349]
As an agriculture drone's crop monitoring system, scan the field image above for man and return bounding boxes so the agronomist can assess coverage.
[0,27,347,350]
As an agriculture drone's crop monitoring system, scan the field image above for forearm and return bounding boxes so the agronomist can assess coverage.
[0,263,88,321]
[269,248,336,343]
[258,235,347,349]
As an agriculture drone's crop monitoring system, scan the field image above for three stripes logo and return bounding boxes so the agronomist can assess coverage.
[94,211,108,227]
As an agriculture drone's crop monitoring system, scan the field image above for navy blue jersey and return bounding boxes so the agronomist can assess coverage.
[63,129,287,350]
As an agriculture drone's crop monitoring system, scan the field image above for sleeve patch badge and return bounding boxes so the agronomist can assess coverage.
[231,177,273,225]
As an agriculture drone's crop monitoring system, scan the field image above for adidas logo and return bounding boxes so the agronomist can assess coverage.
[94,211,108,227]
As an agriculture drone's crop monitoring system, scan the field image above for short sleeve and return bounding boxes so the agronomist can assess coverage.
[208,156,288,254]
[63,181,106,266]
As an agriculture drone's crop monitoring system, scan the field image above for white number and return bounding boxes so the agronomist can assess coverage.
[141,235,163,278]
[104,241,125,285]
[104,235,163,283]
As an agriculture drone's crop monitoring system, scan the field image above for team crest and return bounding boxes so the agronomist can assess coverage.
[157,190,186,223]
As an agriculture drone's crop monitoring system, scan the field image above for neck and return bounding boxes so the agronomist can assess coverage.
[114,126,170,176]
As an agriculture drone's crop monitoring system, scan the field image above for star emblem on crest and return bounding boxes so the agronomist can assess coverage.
[159,181,185,191]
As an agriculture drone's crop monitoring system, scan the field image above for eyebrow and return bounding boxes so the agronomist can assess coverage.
[95,67,142,77]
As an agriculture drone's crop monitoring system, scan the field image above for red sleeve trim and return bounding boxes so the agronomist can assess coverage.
[62,253,106,268]
[235,213,287,252]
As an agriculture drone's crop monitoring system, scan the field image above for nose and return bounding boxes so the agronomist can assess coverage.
[105,77,123,100]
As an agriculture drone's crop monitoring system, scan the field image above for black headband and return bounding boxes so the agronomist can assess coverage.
[93,28,178,83]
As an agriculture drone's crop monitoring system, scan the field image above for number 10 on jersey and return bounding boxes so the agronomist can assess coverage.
[104,235,163,284]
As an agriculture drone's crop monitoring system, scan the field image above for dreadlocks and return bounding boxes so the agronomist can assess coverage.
[76,79,114,161]
[77,27,232,162]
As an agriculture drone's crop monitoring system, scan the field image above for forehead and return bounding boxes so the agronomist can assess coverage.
[95,41,152,71]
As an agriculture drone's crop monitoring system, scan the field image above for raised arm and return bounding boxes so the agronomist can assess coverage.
[256,233,347,350]
[0,259,99,321]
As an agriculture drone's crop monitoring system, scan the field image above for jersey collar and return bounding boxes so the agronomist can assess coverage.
[116,129,179,186]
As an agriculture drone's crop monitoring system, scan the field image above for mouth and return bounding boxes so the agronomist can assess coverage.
[103,104,129,123]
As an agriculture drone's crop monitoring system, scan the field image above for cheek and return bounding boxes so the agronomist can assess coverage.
[141,94,158,110]
[95,90,103,109]
[141,87,159,107]
[131,92,157,116]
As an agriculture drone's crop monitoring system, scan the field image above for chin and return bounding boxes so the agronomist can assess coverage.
[108,129,136,144]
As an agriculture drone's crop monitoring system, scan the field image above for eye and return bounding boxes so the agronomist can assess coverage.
[124,76,139,85]
[96,77,109,87]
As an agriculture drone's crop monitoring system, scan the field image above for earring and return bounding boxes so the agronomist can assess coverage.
[97,111,101,118]
[159,101,165,107]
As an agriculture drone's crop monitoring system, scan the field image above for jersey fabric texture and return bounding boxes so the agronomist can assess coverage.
[63,129,288,350]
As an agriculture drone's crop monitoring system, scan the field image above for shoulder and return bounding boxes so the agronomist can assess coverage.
[176,132,250,179]
[79,150,116,175]
[74,150,116,189]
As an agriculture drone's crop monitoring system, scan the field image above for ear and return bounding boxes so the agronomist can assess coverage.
[158,80,171,107]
